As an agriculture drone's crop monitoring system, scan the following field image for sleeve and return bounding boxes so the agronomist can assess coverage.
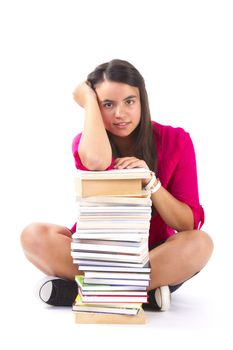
[72,133,115,171]
[168,132,205,229]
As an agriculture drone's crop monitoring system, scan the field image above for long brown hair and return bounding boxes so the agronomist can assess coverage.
[87,59,157,172]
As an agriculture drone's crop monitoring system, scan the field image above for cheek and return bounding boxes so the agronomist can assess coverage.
[134,108,141,124]
[101,113,112,127]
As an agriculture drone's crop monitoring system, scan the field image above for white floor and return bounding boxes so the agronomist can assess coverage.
[2,233,232,350]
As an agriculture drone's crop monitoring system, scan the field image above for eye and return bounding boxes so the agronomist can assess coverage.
[125,99,135,105]
[103,102,113,109]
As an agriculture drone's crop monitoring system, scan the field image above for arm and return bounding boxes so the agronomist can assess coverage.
[150,185,194,231]
[73,82,112,170]
[114,150,196,232]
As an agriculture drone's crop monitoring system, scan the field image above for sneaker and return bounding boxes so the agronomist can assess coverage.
[143,285,171,311]
[38,276,78,306]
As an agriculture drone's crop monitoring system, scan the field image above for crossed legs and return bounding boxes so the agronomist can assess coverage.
[20,223,213,289]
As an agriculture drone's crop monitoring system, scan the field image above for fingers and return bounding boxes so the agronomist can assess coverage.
[114,157,149,170]
[73,81,97,107]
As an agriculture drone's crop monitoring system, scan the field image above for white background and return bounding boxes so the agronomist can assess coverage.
[0,0,232,349]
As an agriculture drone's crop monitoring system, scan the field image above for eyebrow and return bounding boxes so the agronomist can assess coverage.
[101,95,138,103]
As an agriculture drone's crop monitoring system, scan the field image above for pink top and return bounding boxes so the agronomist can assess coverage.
[71,121,204,248]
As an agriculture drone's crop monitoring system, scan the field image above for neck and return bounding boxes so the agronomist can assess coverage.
[110,133,137,157]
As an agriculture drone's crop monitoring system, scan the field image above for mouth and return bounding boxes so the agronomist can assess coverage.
[113,122,131,128]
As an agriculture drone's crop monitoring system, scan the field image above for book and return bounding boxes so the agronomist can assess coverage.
[75,276,147,291]
[78,289,148,303]
[75,168,152,180]
[79,290,148,296]
[73,256,149,267]
[71,240,148,254]
[77,214,151,220]
[72,233,148,241]
[71,250,148,263]
[83,277,149,286]
[74,307,146,324]
[78,265,151,273]
[76,195,152,205]
[83,271,150,280]
[75,168,151,197]
[75,220,150,230]
[72,238,146,247]
[77,205,151,212]
[73,294,142,315]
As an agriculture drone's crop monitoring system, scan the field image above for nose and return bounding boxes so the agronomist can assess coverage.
[115,103,125,118]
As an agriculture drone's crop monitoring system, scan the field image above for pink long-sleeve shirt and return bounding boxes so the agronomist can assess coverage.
[71,121,204,248]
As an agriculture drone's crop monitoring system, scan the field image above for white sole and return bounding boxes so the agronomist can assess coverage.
[34,276,61,303]
[155,285,171,311]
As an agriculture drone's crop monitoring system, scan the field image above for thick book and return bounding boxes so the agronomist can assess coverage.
[74,308,146,324]
[75,168,151,197]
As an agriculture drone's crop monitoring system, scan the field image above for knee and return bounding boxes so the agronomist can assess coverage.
[188,230,214,262]
[195,230,213,254]
[20,223,49,254]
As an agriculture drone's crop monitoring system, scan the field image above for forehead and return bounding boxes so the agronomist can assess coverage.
[95,80,139,100]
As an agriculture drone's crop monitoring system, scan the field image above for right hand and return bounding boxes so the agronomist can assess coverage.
[73,81,97,108]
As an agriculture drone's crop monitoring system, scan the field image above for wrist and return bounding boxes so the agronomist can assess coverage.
[150,179,161,194]
[143,172,161,194]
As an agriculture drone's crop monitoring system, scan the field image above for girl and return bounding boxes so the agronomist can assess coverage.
[21,59,213,311]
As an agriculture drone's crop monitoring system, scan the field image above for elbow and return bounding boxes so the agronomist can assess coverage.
[80,154,112,171]
[175,217,195,232]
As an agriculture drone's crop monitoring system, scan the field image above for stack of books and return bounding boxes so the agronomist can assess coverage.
[71,168,152,324]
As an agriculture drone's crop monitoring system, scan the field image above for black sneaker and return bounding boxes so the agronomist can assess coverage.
[38,277,78,306]
[143,286,171,311]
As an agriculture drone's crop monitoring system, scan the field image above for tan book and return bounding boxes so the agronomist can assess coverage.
[76,195,152,205]
[74,307,146,324]
[74,168,151,197]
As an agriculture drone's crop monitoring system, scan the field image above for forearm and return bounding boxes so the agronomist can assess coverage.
[78,97,112,170]
[151,185,194,231]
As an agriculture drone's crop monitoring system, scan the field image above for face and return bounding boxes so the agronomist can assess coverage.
[95,80,141,138]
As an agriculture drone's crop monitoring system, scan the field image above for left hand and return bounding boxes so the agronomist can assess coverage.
[114,157,149,170]
[114,157,150,186]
